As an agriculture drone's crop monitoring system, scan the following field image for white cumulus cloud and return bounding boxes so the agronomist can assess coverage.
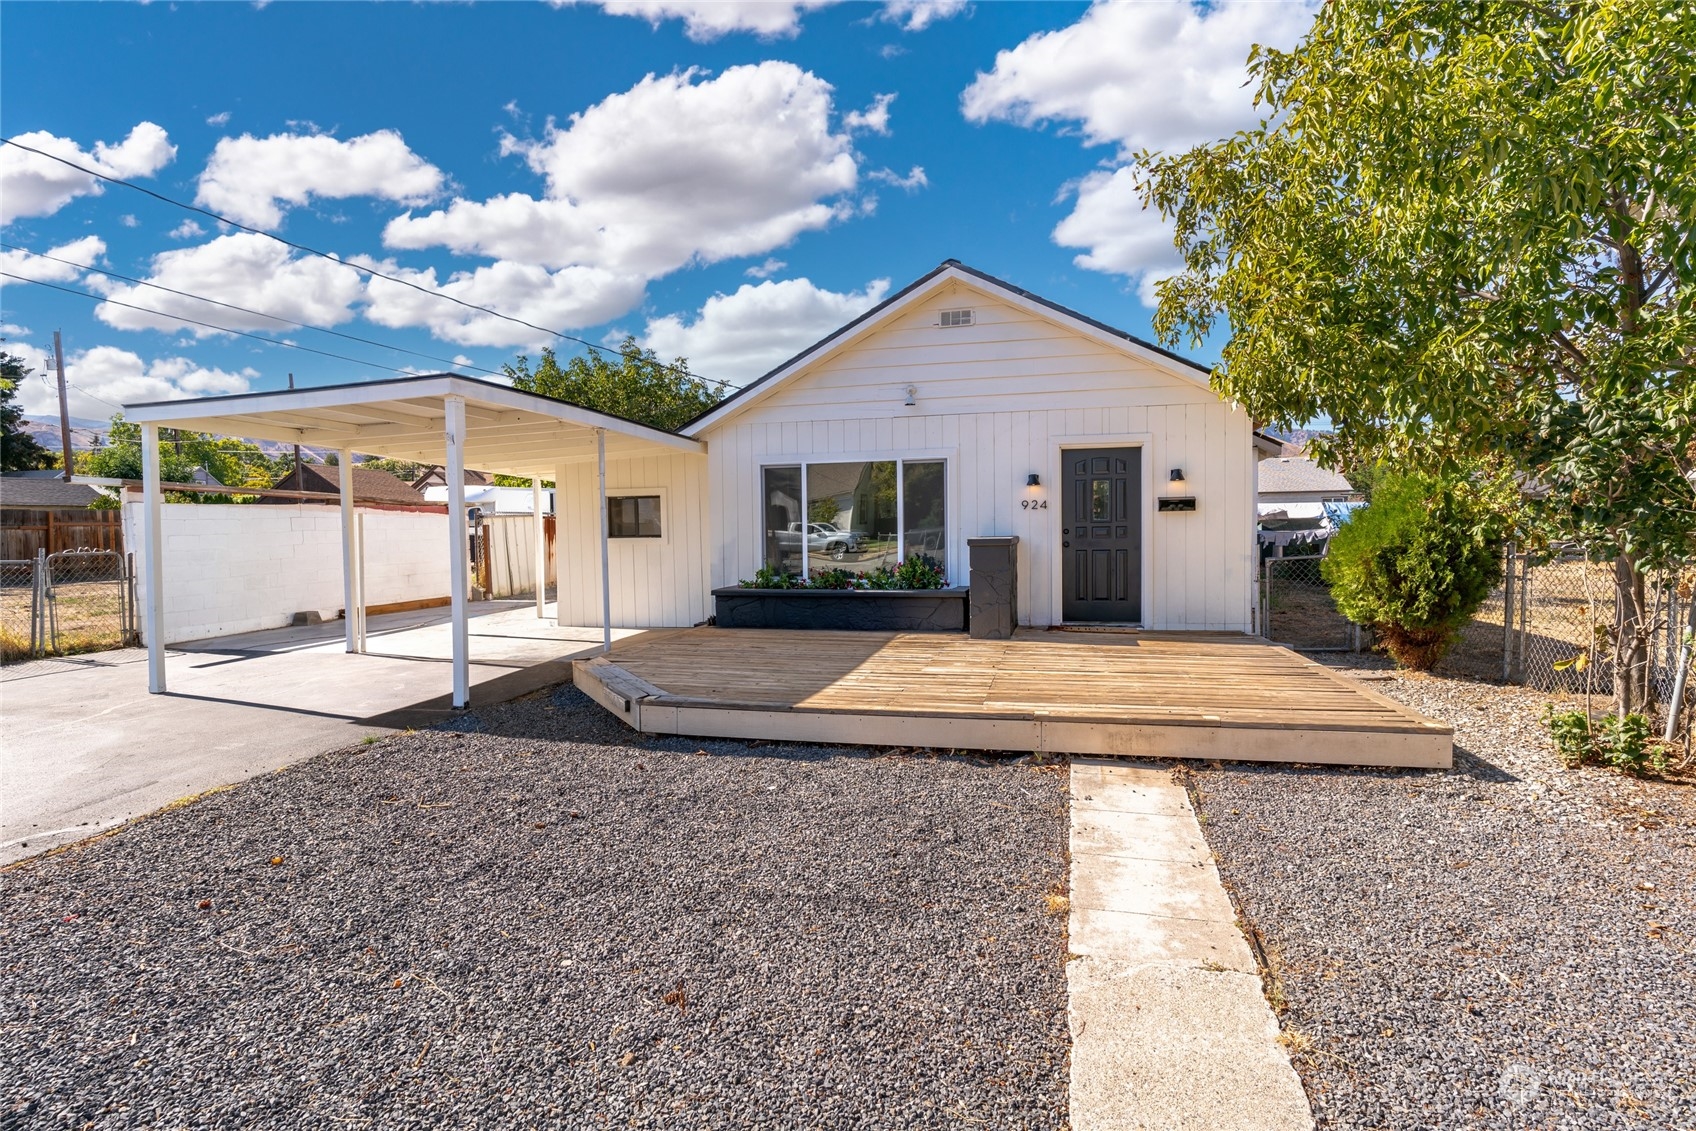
[961,0,1315,303]
[640,276,890,387]
[557,0,839,41]
[844,93,895,135]
[196,129,447,229]
[745,257,787,279]
[1053,168,1182,306]
[0,236,108,286]
[384,63,859,279]
[868,165,927,192]
[880,0,969,32]
[169,219,206,240]
[358,257,647,350]
[0,123,176,224]
[206,111,232,127]
[90,233,365,338]
[5,337,256,420]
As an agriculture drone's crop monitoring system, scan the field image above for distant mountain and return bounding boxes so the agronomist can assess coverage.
[20,416,331,462]
[20,417,106,453]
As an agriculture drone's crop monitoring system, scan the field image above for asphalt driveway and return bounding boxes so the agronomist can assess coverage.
[0,603,641,863]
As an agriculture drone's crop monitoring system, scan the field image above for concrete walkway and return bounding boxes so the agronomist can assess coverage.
[0,602,642,864]
[1068,758,1313,1131]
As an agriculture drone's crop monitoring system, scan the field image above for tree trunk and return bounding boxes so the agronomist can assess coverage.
[1614,552,1651,718]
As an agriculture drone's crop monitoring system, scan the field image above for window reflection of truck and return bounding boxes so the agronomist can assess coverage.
[774,522,864,560]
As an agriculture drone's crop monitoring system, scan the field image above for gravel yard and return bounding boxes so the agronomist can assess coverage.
[1191,661,1696,1130]
[1,686,1070,1130]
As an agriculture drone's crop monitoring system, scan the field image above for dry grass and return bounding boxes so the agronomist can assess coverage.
[0,580,131,663]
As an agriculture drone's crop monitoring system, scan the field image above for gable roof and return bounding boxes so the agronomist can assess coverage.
[682,259,1214,436]
[1256,457,1355,496]
[0,476,103,508]
[271,463,429,506]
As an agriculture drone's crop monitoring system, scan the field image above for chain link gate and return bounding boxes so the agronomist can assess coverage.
[1259,551,1359,652]
[0,550,138,662]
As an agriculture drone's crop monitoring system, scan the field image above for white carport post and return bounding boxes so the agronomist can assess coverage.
[596,427,611,654]
[140,422,166,693]
[532,476,546,619]
[338,448,359,653]
[445,396,471,708]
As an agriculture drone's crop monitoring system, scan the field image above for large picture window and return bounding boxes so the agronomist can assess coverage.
[761,459,946,579]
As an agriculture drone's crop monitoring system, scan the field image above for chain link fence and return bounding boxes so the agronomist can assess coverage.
[0,549,138,663]
[1262,544,1696,738]
[1259,551,1358,652]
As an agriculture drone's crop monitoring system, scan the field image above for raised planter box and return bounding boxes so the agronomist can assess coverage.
[712,586,969,632]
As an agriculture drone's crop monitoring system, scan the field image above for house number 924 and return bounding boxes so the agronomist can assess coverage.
[1021,499,1048,509]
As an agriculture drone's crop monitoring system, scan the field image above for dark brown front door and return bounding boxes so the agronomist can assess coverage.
[1062,447,1141,623]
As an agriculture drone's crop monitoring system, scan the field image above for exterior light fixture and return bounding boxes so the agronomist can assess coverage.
[904,386,917,407]
[1026,473,1041,487]
[1169,468,1186,486]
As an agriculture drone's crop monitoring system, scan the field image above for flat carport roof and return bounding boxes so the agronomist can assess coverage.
[123,372,704,709]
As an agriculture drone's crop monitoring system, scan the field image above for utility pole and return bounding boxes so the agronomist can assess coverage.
[52,330,73,482]
[288,372,301,485]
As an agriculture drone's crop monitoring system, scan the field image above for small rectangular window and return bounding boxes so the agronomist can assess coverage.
[607,495,662,538]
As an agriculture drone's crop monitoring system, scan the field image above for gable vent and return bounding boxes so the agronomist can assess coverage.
[938,308,974,328]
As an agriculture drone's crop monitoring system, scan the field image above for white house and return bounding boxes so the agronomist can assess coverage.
[551,260,1256,632]
[121,260,1263,710]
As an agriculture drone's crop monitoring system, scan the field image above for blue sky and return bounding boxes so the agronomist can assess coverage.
[0,0,1316,426]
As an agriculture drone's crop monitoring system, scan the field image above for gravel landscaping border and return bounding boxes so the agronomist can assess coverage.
[1190,660,1696,1130]
[1,686,1070,1130]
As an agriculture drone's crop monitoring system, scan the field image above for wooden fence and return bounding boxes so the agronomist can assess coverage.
[1,508,123,559]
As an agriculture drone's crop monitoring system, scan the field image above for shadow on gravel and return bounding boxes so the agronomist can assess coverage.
[1,678,1072,1130]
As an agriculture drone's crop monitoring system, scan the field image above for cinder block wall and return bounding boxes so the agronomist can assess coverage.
[121,502,451,644]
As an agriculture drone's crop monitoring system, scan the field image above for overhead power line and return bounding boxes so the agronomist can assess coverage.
[3,272,421,376]
[0,135,727,391]
[2,241,511,380]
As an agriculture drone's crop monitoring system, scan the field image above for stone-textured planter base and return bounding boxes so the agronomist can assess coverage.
[713,586,968,632]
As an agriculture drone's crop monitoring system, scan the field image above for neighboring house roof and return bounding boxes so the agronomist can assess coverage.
[683,259,1213,435]
[268,463,429,506]
[411,466,492,490]
[0,476,102,508]
[1252,430,1284,459]
[1256,457,1355,496]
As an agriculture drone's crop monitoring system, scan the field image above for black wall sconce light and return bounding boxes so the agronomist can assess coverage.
[1169,468,1186,486]
[1026,473,1041,487]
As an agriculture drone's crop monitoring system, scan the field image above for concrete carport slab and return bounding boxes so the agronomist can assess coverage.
[122,373,704,709]
[0,602,648,865]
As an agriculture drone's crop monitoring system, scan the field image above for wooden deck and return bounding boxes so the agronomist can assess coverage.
[572,628,1453,769]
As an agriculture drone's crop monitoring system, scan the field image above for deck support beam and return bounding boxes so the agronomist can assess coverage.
[141,422,166,693]
[445,396,470,708]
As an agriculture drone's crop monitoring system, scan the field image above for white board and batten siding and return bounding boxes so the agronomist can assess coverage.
[553,451,711,628]
[697,278,1257,632]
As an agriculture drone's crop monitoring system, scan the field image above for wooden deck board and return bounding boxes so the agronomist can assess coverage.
[572,627,1451,768]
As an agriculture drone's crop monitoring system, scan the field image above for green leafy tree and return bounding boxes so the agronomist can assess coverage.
[1322,472,1507,670]
[80,415,277,501]
[503,336,727,432]
[1,352,53,472]
[1138,0,1696,715]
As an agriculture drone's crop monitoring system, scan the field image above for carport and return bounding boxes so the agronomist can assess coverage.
[124,373,705,708]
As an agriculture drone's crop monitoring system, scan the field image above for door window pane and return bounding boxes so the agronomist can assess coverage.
[1091,478,1112,521]
[901,460,947,577]
[762,466,802,575]
[806,461,898,577]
